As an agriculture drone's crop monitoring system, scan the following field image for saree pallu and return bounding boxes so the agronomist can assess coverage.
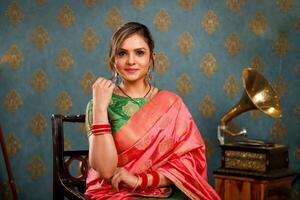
[85,90,220,200]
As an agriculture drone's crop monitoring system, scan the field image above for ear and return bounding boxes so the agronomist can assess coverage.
[151,52,156,62]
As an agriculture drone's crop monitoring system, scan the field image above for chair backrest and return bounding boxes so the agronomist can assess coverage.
[51,114,88,200]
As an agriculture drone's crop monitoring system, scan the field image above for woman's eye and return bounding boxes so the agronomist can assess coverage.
[117,51,126,57]
[136,50,145,56]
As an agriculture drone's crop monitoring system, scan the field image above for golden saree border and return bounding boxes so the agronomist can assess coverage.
[113,90,178,154]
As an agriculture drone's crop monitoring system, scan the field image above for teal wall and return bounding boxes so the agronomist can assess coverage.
[0,0,299,199]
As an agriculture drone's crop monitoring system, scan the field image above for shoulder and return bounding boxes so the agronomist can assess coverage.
[157,89,183,103]
[159,89,181,99]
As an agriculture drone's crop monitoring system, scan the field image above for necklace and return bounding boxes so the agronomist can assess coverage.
[117,84,152,104]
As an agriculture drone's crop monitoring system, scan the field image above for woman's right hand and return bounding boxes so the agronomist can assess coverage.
[92,77,115,112]
[89,77,118,177]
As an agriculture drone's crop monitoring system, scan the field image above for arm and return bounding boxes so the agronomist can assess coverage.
[158,173,173,186]
[87,77,118,179]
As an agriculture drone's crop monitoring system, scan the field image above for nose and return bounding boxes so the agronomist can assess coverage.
[127,53,135,66]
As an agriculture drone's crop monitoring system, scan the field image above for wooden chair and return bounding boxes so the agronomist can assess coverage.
[51,114,88,200]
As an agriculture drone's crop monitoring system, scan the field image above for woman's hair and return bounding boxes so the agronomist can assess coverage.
[108,22,155,72]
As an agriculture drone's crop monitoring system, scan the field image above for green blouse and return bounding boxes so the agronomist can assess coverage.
[86,93,148,136]
[108,93,148,134]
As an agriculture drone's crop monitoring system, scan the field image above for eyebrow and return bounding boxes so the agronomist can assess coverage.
[118,47,147,51]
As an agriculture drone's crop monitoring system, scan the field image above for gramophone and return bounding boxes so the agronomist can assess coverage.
[215,68,293,178]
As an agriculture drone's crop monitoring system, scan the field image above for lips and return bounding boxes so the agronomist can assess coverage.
[124,68,139,73]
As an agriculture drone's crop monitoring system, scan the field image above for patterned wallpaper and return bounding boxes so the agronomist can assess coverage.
[0,0,300,199]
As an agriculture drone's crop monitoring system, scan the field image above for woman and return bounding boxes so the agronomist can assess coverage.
[85,22,220,200]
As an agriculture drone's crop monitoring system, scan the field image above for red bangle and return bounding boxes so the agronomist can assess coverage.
[137,173,148,192]
[92,128,112,133]
[91,124,111,129]
[92,131,111,135]
[92,129,112,134]
[91,123,112,135]
[148,171,160,190]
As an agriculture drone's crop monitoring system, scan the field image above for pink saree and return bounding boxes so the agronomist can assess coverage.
[85,90,220,200]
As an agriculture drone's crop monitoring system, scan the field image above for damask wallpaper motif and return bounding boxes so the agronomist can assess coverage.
[0,0,299,199]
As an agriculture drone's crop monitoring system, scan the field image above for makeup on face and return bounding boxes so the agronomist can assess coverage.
[113,34,152,83]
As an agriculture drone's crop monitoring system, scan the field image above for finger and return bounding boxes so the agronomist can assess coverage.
[111,173,119,184]
[109,82,116,90]
[111,169,121,185]
[108,79,116,87]
[111,168,123,191]
[95,77,104,84]
[115,178,121,191]
[103,79,113,88]
[94,79,113,90]
[111,174,121,191]
[93,77,104,88]
[97,77,111,85]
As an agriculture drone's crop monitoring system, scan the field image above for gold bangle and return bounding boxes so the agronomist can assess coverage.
[132,176,140,192]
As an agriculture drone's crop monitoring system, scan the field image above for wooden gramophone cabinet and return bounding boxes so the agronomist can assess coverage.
[213,143,295,200]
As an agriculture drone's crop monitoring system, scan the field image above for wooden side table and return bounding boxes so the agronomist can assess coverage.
[214,173,294,200]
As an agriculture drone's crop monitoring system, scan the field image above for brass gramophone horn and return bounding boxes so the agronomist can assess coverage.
[220,68,282,137]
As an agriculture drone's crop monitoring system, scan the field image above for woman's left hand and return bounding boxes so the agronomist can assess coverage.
[111,167,138,192]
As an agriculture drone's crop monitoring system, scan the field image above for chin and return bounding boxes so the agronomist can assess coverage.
[124,79,141,83]
[123,76,146,83]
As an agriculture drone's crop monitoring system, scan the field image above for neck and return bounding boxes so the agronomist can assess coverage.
[120,80,150,98]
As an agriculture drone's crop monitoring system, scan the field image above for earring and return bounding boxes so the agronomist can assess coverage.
[112,63,122,85]
[146,65,154,86]
[113,71,117,83]
[112,71,122,86]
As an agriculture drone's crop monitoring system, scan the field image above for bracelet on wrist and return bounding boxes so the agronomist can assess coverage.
[91,123,112,135]
[131,175,140,192]
[148,171,160,190]
[137,173,148,192]
[134,171,160,192]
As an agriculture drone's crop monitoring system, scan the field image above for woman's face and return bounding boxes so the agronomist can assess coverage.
[114,33,153,84]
